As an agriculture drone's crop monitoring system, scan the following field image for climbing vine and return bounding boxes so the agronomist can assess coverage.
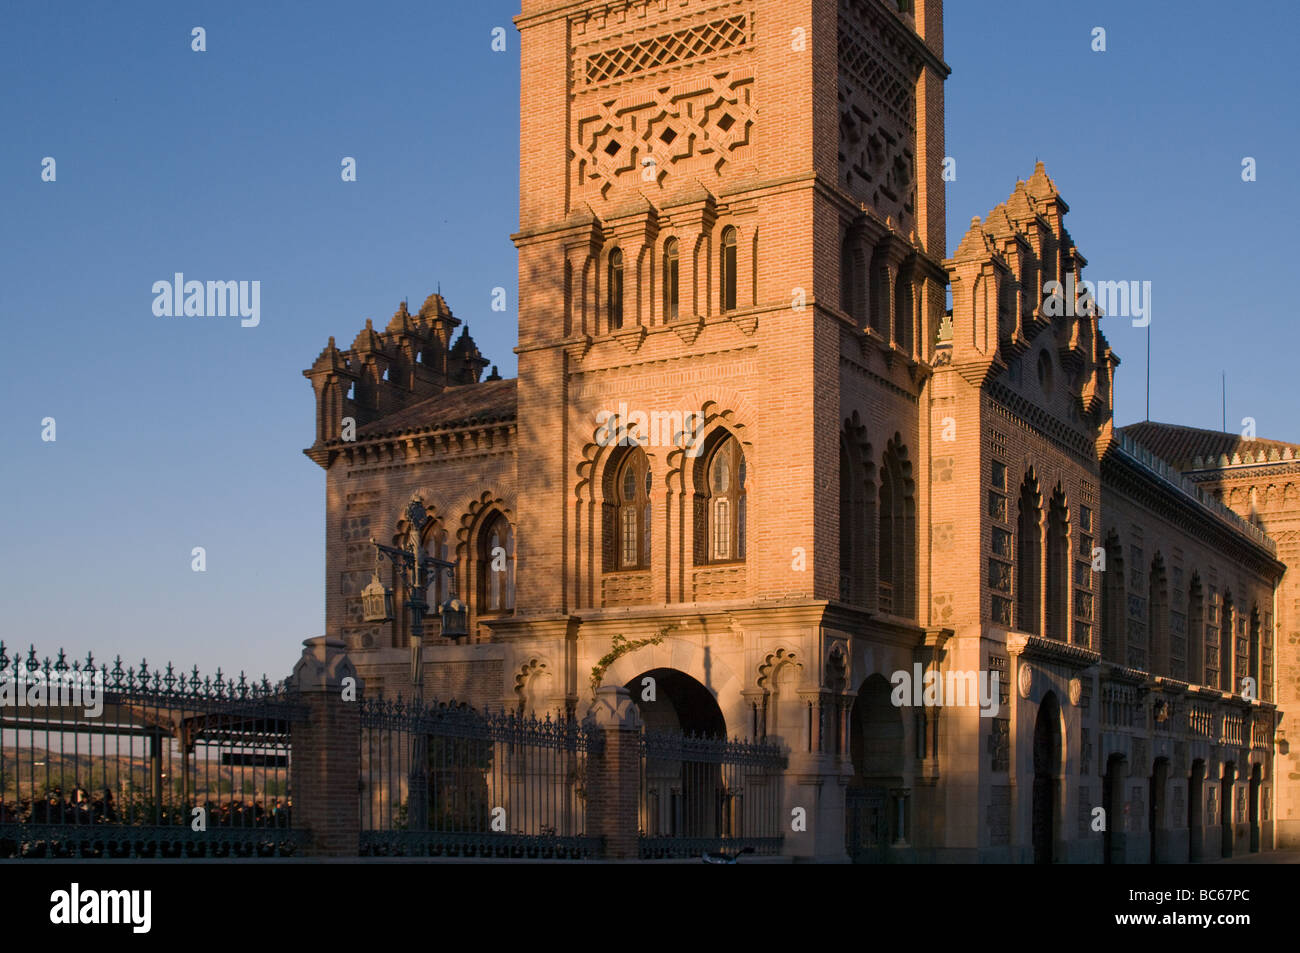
[589,624,678,696]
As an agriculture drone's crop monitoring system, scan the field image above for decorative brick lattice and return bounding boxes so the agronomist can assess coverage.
[585,15,747,86]
[837,5,919,226]
[573,71,754,194]
[838,17,915,130]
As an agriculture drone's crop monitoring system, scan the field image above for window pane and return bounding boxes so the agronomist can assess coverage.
[712,453,730,494]
[622,508,637,567]
[714,499,730,558]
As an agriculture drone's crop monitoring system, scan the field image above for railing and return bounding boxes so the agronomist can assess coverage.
[638,729,786,859]
[359,697,601,859]
[1113,432,1275,554]
[0,642,306,859]
[1188,706,1216,740]
[1222,713,1244,747]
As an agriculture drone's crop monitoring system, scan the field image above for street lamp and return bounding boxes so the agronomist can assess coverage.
[362,499,467,832]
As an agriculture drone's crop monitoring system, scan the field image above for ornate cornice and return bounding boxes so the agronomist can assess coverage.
[1006,632,1100,671]
[984,383,1100,467]
[1102,449,1282,578]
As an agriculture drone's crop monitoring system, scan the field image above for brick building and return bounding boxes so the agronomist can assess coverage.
[302,0,1289,861]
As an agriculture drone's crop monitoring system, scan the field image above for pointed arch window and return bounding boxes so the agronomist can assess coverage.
[894,261,914,354]
[1248,606,1260,695]
[476,512,514,615]
[663,238,679,323]
[1188,574,1204,685]
[1220,593,1235,692]
[608,247,624,331]
[1045,489,1069,643]
[697,435,746,563]
[422,523,451,611]
[1100,532,1125,663]
[841,234,856,318]
[1016,474,1042,635]
[1147,555,1168,673]
[720,226,738,313]
[878,442,914,616]
[614,449,652,570]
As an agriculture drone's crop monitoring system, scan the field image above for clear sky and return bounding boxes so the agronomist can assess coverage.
[2,0,1295,680]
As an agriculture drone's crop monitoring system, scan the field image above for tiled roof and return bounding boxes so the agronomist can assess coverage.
[354,378,517,439]
[1121,421,1300,471]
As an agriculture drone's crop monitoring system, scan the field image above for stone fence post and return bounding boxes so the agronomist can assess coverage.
[587,685,642,860]
[290,636,362,857]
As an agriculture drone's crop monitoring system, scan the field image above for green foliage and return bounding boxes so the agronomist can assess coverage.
[589,623,677,696]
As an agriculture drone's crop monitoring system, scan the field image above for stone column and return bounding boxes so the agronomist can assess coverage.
[587,685,643,860]
[290,636,362,857]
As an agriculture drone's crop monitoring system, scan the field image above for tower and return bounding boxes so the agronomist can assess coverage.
[510,0,950,617]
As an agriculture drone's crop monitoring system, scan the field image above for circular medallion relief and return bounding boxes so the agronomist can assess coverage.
[1018,662,1033,698]
[1069,678,1082,706]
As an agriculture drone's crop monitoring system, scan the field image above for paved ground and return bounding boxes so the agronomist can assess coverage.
[1209,849,1300,863]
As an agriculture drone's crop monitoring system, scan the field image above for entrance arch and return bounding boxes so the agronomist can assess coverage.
[1188,759,1205,862]
[625,668,726,842]
[1103,753,1127,864]
[1149,757,1169,863]
[625,668,726,738]
[1249,764,1261,853]
[846,674,904,862]
[1221,762,1236,858]
[1032,691,1063,864]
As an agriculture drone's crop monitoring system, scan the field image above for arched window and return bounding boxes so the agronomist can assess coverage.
[1148,554,1168,674]
[663,238,679,323]
[615,449,651,570]
[1220,593,1235,692]
[1100,532,1125,663]
[698,434,745,563]
[423,523,451,610]
[878,440,914,616]
[840,438,855,602]
[1188,573,1204,685]
[476,512,514,615]
[1016,473,1042,635]
[894,262,913,353]
[1248,606,1260,695]
[1045,488,1069,643]
[841,233,856,318]
[720,226,737,313]
[608,247,624,331]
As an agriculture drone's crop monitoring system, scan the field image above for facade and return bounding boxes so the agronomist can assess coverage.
[302,0,1290,861]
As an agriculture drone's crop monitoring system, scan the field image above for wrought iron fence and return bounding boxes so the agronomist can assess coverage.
[0,642,307,858]
[359,697,601,859]
[638,729,786,858]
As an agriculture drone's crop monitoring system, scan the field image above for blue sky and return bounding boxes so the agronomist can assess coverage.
[1,0,1295,678]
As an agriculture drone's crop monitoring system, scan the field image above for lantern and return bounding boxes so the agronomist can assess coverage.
[361,571,394,623]
[440,598,468,639]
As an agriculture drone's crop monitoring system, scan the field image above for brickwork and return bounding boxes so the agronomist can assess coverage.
[295,0,1293,861]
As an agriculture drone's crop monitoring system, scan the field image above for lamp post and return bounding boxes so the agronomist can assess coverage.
[361,499,468,833]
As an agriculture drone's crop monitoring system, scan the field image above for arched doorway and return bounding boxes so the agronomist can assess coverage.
[625,669,727,842]
[1249,764,1261,853]
[846,674,904,862]
[1149,757,1169,863]
[1188,759,1205,862]
[1103,754,1127,864]
[1220,762,1236,858]
[1032,692,1062,864]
